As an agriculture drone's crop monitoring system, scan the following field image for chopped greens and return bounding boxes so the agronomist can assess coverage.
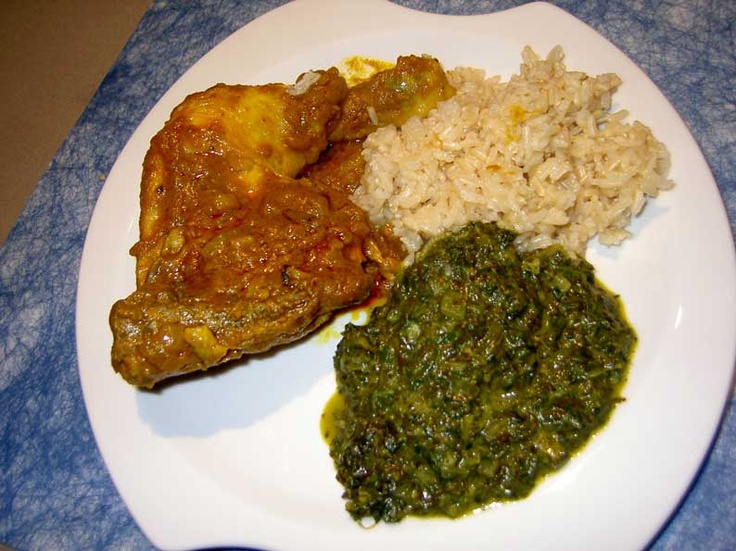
[326,222,636,523]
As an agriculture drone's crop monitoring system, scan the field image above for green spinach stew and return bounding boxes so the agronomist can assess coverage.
[325,222,636,523]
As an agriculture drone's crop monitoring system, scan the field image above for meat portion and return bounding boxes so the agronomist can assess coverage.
[111,174,374,388]
[302,55,456,279]
[110,56,453,388]
[328,54,455,141]
[110,69,375,388]
[131,69,349,288]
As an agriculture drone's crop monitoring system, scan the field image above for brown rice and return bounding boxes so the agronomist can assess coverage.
[352,46,674,260]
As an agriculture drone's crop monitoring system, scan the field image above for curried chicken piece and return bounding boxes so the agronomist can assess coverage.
[132,69,349,287]
[109,69,376,388]
[328,55,455,141]
[110,56,453,388]
[302,56,455,280]
[111,173,375,388]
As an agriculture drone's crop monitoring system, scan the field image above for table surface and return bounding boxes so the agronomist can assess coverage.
[1,1,734,550]
[0,0,149,246]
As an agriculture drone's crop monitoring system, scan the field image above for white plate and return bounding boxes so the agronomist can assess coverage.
[76,1,736,550]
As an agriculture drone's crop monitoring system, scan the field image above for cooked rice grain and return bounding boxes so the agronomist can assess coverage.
[353,46,674,259]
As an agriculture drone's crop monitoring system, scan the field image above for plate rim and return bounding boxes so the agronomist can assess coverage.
[76,1,736,550]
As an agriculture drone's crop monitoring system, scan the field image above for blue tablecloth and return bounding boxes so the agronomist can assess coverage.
[1,1,734,549]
